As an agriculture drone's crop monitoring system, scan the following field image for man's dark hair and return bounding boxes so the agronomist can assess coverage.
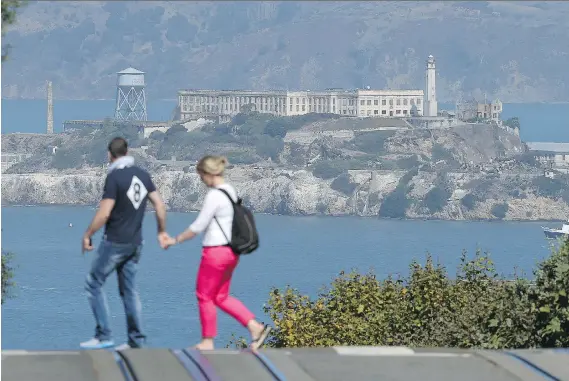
[108,137,128,159]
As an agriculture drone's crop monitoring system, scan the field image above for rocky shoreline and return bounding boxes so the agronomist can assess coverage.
[2,166,568,222]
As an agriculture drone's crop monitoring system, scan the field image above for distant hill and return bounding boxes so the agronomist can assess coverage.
[2,1,569,102]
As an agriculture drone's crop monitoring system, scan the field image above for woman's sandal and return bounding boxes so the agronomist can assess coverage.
[249,325,272,350]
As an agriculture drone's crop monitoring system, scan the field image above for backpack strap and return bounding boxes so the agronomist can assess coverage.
[213,188,235,245]
[216,188,236,204]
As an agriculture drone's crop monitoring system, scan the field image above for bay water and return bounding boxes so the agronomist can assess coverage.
[0,206,556,350]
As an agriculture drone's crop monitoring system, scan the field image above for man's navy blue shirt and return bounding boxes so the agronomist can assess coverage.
[102,165,156,244]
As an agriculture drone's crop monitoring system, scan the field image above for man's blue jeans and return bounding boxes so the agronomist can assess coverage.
[85,238,146,348]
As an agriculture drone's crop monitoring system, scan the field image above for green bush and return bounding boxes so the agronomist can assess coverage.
[2,251,15,304]
[503,117,521,130]
[254,135,284,162]
[461,193,477,210]
[491,203,509,219]
[423,186,451,214]
[352,130,395,154]
[312,161,344,180]
[330,173,357,195]
[378,169,418,218]
[228,238,568,349]
[395,155,420,170]
[532,176,566,198]
[531,240,569,347]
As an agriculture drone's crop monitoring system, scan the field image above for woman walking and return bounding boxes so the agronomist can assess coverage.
[163,155,271,350]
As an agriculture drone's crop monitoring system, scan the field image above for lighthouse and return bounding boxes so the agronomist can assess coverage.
[424,55,438,117]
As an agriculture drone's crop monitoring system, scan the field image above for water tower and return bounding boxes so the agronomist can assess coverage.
[114,67,148,121]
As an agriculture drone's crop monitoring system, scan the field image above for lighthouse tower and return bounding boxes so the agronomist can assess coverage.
[424,55,438,117]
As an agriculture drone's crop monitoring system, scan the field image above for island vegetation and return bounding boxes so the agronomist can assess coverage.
[229,238,569,349]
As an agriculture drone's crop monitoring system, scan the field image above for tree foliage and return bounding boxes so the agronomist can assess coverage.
[2,251,15,304]
[2,0,25,62]
[228,238,569,349]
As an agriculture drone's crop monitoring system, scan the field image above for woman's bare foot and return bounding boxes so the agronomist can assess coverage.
[247,320,265,341]
[193,338,214,350]
[247,320,271,350]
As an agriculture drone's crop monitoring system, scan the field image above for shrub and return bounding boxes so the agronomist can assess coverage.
[228,239,569,350]
[491,203,508,219]
[149,130,165,141]
[330,173,357,195]
[503,117,520,130]
[531,238,569,347]
[259,249,535,349]
[378,187,409,219]
[532,176,566,198]
[378,168,418,218]
[423,186,451,213]
[461,193,477,210]
[311,161,343,180]
[254,135,284,161]
[395,155,420,170]
[2,251,15,304]
[352,130,395,154]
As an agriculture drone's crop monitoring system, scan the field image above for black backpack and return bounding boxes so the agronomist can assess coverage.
[214,188,259,255]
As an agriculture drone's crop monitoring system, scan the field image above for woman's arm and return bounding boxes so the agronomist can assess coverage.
[174,191,219,245]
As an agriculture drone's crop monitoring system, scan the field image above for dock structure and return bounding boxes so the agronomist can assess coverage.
[2,346,568,381]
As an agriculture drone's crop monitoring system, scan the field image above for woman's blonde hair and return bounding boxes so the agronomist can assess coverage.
[196,155,229,176]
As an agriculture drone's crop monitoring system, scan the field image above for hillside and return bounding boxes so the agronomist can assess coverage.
[2,1,569,102]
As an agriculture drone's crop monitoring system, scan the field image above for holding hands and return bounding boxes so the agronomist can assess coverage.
[158,231,177,249]
[158,227,197,250]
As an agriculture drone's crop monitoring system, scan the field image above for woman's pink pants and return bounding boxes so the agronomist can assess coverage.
[196,246,255,338]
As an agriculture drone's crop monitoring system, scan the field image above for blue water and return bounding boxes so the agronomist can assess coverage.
[1,99,568,142]
[1,206,556,350]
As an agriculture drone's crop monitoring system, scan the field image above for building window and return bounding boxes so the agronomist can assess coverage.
[296,105,299,111]
[417,98,421,105]
[396,110,401,114]
[367,100,371,105]
[410,99,415,105]
[382,99,386,106]
[374,100,379,105]
[343,110,347,114]
[389,99,393,105]
[403,110,408,115]
[360,100,365,105]
[396,99,401,105]
[296,98,299,104]
[333,98,336,104]
[302,98,306,105]
[302,105,306,111]
[333,106,336,112]
[367,110,371,116]
[290,104,293,111]
[382,110,386,115]
[403,99,408,105]
[374,110,379,115]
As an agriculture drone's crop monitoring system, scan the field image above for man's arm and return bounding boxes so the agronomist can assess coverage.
[85,199,116,237]
[147,190,166,233]
[84,175,117,242]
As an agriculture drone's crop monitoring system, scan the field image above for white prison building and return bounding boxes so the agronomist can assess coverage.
[177,88,424,121]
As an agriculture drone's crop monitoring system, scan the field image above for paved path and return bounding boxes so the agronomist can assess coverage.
[2,346,568,381]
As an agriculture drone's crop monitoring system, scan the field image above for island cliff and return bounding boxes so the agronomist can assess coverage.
[2,115,568,221]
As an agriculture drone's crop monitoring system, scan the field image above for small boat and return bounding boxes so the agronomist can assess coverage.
[542,220,569,239]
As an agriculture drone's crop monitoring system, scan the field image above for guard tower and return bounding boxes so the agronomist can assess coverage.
[424,55,438,117]
[114,67,148,121]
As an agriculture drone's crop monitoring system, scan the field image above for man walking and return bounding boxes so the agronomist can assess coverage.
[80,137,168,349]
